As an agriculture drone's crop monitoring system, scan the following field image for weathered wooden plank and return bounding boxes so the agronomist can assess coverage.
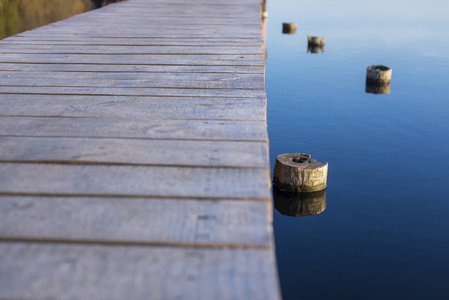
[0,38,262,46]
[15,30,262,39]
[0,77,264,89]
[31,23,261,29]
[34,24,261,30]
[0,94,266,121]
[0,53,264,66]
[95,4,261,12]
[0,163,271,199]
[0,63,264,74]
[0,243,281,300]
[27,30,261,38]
[0,86,266,98]
[33,24,261,30]
[0,45,264,55]
[73,11,261,19]
[86,5,261,14]
[3,36,262,42]
[0,136,268,168]
[11,33,263,40]
[62,15,261,20]
[0,116,267,141]
[0,196,272,246]
[0,71,263,82]
[51,12,262,21]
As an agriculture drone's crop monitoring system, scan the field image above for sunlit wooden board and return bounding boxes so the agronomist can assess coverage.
[0,0,279,298]
[0,94,267,120]
[0,196,273,247]
[0,243,280,300]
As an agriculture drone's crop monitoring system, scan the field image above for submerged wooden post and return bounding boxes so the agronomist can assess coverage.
[273,153,328,193]
[273,187,326,217]
[365,65,392,94]
[366,65,392,84]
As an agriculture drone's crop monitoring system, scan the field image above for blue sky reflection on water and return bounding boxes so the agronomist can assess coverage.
[265,0,449,299]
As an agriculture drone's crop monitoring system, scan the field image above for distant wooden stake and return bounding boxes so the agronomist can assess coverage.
[283,23,297,34]
[366,65,392,84]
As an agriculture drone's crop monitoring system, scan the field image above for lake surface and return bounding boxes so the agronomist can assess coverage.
[0,0,121,40]
[265,0,449,299]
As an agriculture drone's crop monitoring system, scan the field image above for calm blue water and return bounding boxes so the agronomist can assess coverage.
[266,0,449,299]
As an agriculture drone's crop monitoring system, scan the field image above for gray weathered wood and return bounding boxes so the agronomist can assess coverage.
[0,71,263,82]
[0,136,268,168]
[0,86,266,97]
[0,94,266,121]
[0,38,262,46]
[0,243,280,300]
[0,163,271,199]
[0,53,265,66]
[0,76,264,89]
[0,196,272,247]
[0,63,264,73]
[0,116,268,141]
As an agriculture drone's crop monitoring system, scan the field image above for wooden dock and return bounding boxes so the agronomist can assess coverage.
[0,0,280,299]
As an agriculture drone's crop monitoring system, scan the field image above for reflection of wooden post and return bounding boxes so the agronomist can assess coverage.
[273,187,326,217]
[366,82,391,95]
[307,44,324,54]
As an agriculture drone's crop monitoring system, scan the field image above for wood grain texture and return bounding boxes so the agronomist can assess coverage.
[0,63,264,73]
[0,0,279,297]
[0,53,265,66]
[0,196,273,247]
[0,136,268,168]
[0,163,271,199]
[0,71,264,82]
[0,76,264,89]
[0,71,264,83]
[0,116,268,141]
[0,38,263,46]
[0,86,266,98]
[0,243,281,300]
[0,94,267,121]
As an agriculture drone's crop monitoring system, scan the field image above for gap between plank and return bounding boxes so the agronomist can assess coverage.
[0,193,271,202]
[0,237,273,251]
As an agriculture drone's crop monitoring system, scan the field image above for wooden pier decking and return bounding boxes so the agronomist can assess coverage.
[0,0,280,299]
